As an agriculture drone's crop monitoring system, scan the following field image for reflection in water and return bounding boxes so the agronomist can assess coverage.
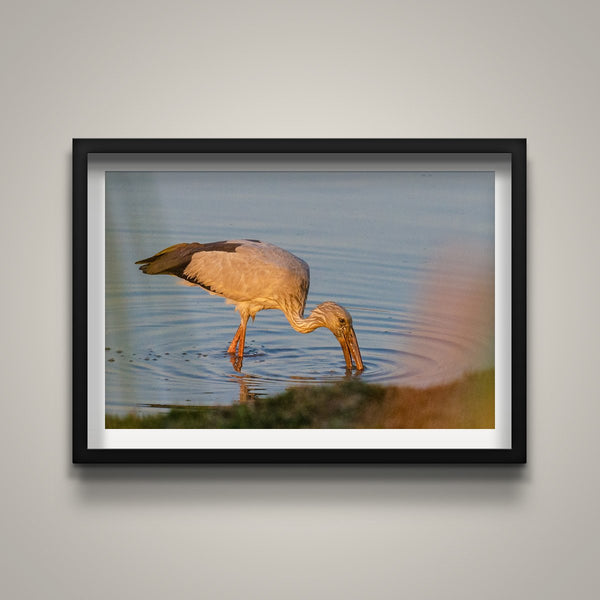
[229,352,244,375]
[228,358,367,404]
[105,170,495,415]
[227,364,263,404]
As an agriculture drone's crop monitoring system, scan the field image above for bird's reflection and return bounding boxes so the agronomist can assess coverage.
[227,360,261,403]
[227,354,362,404]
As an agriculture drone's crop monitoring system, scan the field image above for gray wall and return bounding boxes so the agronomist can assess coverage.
[1,1,598,598]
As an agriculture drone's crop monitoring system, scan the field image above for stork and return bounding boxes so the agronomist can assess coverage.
[135,239,364,372]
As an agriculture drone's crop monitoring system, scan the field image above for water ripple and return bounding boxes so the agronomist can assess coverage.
[106,293,491,414]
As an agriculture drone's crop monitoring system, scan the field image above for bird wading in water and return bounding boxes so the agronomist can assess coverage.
[135,239,364,372]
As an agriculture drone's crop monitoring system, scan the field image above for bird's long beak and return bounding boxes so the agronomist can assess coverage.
[338,326,364,371]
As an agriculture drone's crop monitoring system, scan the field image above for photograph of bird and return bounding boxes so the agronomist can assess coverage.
[135,239,364,372]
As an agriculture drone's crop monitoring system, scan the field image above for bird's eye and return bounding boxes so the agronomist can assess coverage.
[339,318,346,325]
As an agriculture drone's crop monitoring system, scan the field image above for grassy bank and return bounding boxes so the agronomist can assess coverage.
[106,369,494,429]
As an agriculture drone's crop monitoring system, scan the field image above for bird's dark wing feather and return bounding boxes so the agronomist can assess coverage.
[135,241,244,291]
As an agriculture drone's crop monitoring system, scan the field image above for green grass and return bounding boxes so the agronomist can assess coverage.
[106,369,494,429]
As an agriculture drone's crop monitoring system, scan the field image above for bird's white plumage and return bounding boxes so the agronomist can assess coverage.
[183,240,310,317]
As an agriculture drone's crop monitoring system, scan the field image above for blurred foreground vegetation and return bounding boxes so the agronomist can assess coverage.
[106,369,494,429]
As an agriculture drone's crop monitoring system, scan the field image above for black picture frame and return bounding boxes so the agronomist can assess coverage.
[73,138,526,464]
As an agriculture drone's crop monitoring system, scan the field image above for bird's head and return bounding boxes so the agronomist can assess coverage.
[313,302,364,371]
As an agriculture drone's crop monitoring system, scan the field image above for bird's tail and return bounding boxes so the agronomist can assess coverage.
[135,243,201,275]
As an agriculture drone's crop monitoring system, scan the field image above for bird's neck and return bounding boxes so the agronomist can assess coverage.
[284,306,326,334]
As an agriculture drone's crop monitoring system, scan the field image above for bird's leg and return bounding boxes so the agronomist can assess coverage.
[228,315,249,361]
[227,324,243,354]
[231,315,249,372]
[236,316,248,359]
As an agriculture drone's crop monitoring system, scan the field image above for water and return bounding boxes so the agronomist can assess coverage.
[105,171,494,414]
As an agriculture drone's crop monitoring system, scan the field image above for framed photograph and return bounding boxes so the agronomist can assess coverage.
[73,139,526,463]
